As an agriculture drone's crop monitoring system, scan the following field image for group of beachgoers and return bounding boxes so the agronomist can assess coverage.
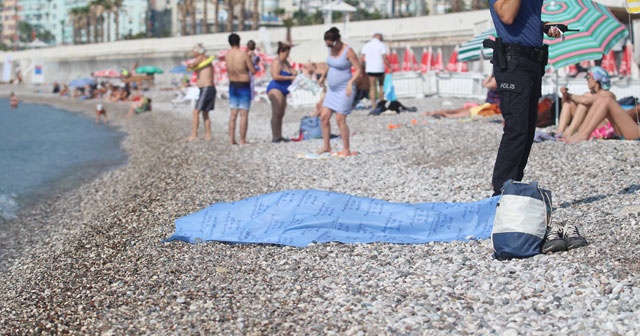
[184,27,395,157]
[10,27,637,145]
[46,67,153,123]
[423,65,640,143]
[554,66,640,143]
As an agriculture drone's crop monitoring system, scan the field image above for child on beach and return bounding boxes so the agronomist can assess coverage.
[9,92,19,109]
[95,104,108,124]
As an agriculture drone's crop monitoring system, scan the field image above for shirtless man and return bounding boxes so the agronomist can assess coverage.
[186,43,216,141]
[225,33,256,145]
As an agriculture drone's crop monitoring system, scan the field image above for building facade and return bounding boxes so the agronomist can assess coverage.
[1,0,19,47]
[0,0,149,46]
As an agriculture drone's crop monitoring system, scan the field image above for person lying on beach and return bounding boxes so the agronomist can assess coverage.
[107,86,131,102]
[562,95,640,143]
[556,66,614,138]
[126,96,152,118]
[9,92,19,109]
[424,75,500,118]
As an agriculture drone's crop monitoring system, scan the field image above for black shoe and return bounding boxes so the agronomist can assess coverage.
[542,224,567,254]
[368,107,382,115]
[563,224,588,250]
[272,138,290,143]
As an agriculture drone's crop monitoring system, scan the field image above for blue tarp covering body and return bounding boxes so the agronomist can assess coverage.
[166,190,499,247]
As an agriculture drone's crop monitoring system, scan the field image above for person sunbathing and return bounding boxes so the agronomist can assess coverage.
[556,66,615,138]
[563,95,640,143]
[424,75,500,118]
[126,96,152,118]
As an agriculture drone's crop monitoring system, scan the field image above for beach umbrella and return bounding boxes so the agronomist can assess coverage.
[69,77,96,87]
[93,69,121,78]
[170,65,191,74]
[619,40,636,77]
[601,50,618,75]
[446,47,468,72]
[564,63,579,76]
[432,48,444,71]
[401,46,418,72]
[420,47,432,73]
[387,49,400,73]
[541,0,628,69]
[135,65,164,74]
[626,0,640,13]
[456,0,628,69]
[457,27,496,62]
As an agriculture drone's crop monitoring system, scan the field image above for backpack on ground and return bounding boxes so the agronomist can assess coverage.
[299,116,322,140]
[492,180,552,260]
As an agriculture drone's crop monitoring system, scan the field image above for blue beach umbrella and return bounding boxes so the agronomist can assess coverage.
[169,65,191,74]
[69,77,96,87]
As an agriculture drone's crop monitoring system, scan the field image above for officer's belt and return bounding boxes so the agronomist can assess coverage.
[504,43,546,63]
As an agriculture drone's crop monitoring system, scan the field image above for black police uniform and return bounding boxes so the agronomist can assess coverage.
[488,1,549,196]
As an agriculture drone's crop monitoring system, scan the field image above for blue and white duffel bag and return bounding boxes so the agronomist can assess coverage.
[492,180,552,260]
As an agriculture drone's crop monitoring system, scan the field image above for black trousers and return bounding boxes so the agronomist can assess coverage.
[492,55,544,196]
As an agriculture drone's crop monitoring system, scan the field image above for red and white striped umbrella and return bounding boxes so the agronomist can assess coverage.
[387,49,400,73]
[431,48,444,71]
[601,49,618,76]
[619,40,635,77]
[401,46,418,72]
[93,69,121,78]
[446,47,468,72]
[420,47,432,73]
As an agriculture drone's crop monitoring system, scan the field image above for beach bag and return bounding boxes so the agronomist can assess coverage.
[388,100,418,113]
[492,180,552,260]
[300,116,322,140]
[383,74,397,102]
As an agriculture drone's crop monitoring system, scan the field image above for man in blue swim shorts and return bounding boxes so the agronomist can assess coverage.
[225,33,256,145]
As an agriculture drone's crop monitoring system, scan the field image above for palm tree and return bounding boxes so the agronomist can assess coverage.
[59,19,66,44]
[178,1,188,35]
[112,0,123,40]
[282,17,294,45]
[89,2,102,43]
[80,6,91,43]
[226,0,234,32]
[100,0,113,42]
[239,0,245,31]
[214,0,220,32]
[252,0,258,30]
[451,0,463,12]
[202,0,209,34]
[188,0,197,35]
[69,7,82,44]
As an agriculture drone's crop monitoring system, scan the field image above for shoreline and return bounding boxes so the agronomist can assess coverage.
[0,96,128,224]
[1,84,639,334]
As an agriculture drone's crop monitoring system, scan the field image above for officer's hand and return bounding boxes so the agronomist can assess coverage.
[547,26,563,39]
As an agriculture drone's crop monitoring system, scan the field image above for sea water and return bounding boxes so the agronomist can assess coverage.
[0,98,127,222]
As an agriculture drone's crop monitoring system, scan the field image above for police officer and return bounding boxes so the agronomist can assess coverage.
[488,0,562,195]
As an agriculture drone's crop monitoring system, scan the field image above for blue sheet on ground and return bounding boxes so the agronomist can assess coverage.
[165,190,499,247]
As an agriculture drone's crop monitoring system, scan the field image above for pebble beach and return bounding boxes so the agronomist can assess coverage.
[1,86,639,335]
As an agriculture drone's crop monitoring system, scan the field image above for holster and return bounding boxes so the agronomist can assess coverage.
[483,37,507,71]
[540,44,549,65]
